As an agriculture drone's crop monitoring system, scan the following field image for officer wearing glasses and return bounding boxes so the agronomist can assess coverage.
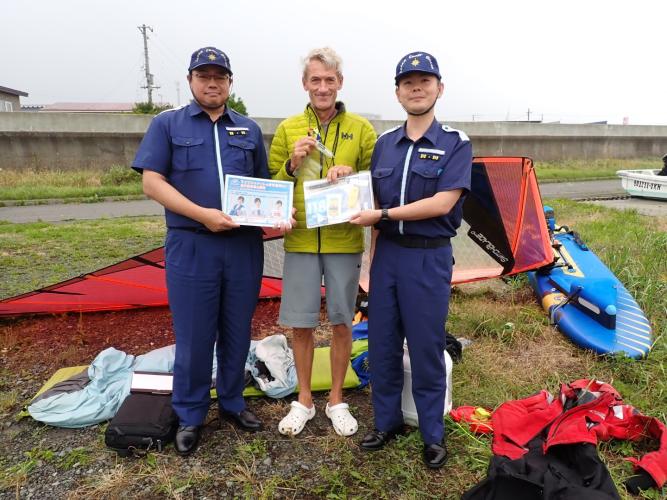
[133,46,278,456]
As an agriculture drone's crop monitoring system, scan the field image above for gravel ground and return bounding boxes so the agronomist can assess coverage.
[0,300,377,499]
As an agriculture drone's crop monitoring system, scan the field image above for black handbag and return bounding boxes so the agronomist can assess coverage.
[105,393,178,457]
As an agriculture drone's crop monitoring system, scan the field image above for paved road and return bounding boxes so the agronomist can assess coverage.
[0,199,163,223]
[1,179,664,223]
[538,179,624,199]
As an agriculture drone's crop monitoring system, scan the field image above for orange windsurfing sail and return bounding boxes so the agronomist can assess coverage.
[0,157,552,317]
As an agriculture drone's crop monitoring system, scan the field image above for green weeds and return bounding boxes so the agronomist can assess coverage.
[0,390,19,417]
[58,447,92,470]
[0,166,142,201]
[0,447,55,490]
[535,158,661,182]
[0,216,165,300]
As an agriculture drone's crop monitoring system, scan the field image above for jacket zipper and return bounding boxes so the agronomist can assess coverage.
[311,107,341,254]
[545,392,614,448]
[314,111,324,253]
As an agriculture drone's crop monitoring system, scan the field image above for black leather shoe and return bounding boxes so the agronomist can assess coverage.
[220,408,262,432]
[423,441,448,469]
[174,425,200,456]
[359,427,403,451]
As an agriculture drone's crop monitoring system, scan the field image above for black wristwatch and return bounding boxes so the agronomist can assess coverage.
[380,208,391,221]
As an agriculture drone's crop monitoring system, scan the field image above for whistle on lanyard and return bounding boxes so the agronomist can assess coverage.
[308,128,334,159]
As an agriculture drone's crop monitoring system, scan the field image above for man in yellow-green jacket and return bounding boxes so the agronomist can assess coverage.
[269,47,376,437]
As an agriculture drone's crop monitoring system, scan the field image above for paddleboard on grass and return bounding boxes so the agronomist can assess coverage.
[528,225,653,359]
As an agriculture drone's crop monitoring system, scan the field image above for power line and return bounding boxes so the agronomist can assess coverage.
[149,33,184,72]
[99,53,144,101]
[145,30,188,106]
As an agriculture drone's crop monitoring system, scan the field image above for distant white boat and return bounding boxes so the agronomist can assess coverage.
[616,169,667,200]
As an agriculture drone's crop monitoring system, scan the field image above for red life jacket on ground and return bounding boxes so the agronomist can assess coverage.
[490,379,667,489]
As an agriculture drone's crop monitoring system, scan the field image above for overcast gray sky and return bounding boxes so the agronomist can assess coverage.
[3,0,666,124]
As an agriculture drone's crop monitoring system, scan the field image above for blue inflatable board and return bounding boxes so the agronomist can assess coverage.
[528,230,653,359]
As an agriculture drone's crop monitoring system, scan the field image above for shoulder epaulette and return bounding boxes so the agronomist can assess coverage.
[379,125,401,138]
[156,104,185,117]
[441,125,470,142]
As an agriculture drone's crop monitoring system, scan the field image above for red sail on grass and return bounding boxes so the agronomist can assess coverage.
[0,157,552,317]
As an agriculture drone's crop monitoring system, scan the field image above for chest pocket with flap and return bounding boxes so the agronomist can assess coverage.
[409,162,440,200]
[371,167,395,206]
[171,136,204,171]
[226,137,256,175]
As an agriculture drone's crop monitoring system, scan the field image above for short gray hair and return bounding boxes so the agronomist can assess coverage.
[302,47,343,79]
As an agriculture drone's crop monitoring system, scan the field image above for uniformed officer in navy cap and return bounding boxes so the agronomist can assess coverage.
[350,51,472,468]
[132,46,292,456]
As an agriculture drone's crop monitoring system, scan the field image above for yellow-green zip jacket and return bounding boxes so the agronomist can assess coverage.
[269,102,377,253]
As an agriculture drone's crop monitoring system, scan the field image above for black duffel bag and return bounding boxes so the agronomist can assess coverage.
[105,393,178,457]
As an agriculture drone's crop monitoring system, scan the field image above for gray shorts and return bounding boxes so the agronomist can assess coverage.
[279,252,362,328]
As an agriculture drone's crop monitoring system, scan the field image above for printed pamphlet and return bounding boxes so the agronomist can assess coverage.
[303,171,374,228]
[223,175,294,228]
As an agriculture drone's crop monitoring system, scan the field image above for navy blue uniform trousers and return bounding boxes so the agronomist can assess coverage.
[166,228,263,426]
[368,236,452,445]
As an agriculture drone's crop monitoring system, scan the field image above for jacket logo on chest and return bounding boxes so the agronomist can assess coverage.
[340,132,354,140]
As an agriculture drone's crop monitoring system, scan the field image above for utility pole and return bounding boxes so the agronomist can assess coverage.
[138,24,159,105]
[175,81,181,106]
[527,108,531,121]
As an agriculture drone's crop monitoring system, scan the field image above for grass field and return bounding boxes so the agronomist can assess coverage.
[0,199,665,498]
[535,158,661,182]
[0,166,143,203]
[0,217,165,300]
[0,158,661,204]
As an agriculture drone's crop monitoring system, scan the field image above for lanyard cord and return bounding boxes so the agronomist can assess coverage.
[309,111,340,174]
[331,123,340,156]
[213,122,224,205]
[398,143,414,235]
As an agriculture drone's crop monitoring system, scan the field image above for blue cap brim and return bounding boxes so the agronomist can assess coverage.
[395,69,441,84]
[189,61,233,74]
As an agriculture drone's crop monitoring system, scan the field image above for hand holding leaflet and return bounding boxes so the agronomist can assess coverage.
[223,175,294,228]
[303,171,374,228]
[326,165,354,182]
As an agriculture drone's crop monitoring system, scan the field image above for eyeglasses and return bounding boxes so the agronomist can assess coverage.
[192,73,231,84]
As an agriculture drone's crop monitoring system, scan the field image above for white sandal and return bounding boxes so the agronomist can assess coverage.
[325,402,358,437]
[278,401,316,436]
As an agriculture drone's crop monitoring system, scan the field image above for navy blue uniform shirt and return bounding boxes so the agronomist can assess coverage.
[371,119,472,238]
[132,101,269,229]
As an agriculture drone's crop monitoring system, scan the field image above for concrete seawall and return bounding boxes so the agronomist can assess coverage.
[1,112,667,170]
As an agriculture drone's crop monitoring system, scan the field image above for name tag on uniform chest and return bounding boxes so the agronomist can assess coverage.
[226,126,249,137]
[417,147,445,161]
